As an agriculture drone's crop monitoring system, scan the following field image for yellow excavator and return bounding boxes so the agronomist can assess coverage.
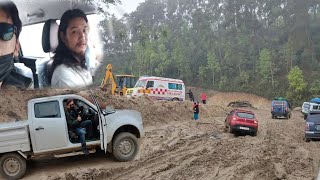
[100,64,136,96]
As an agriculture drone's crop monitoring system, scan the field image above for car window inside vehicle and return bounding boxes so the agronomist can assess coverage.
[20,22,47,58]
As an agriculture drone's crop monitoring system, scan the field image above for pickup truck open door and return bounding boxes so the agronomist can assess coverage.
[91,93,108,153]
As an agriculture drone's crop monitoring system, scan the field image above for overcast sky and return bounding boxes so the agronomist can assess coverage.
[108,0,146,18]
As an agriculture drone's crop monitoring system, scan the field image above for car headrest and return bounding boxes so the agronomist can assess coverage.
[42,19,59,53]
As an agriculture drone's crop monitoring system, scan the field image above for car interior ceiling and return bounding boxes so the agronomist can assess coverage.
[13,1,96,26]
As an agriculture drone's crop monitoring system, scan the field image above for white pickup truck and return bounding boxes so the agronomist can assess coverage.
[0,94,144,180]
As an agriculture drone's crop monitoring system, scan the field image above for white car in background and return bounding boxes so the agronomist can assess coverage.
[302,102,320,119]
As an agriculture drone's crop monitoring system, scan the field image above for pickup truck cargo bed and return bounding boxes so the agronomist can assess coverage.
[0,121,31,153]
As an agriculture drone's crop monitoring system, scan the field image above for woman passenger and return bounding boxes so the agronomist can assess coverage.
[51,9,92,88]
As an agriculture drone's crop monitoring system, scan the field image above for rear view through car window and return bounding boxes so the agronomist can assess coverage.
[273,101,285,106]
[307,114,320,123]
[236,112,255,119]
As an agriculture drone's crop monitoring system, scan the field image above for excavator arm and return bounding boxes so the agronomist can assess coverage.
[100,64,117,95]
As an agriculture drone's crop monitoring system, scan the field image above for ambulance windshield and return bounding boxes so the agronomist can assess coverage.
[134,80,147,88]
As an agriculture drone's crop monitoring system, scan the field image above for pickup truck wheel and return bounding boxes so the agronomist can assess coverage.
[0,153,26,180]
[113,132,139,162]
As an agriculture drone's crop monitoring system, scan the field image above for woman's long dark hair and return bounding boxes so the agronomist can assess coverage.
[51,9,88,74]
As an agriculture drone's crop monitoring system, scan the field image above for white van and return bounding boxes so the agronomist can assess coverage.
[302,102,320,119]
[126,76,185,101]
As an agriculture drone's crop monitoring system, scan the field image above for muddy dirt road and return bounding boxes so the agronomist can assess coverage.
[16,92,319,180]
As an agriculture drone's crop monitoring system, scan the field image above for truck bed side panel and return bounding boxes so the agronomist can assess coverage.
[0,125,31,153]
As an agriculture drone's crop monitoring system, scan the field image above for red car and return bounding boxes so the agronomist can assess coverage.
[225,109,258,136]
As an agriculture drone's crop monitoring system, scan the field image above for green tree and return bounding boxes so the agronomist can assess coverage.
[207,52,221,87]
[258,49,276,90]
[287,66,307,105]
[310,80,320,97]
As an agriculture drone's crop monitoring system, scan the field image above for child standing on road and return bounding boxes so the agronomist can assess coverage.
[193,102,199,120]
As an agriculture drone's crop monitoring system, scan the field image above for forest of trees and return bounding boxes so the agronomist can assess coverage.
[97,0,320,105]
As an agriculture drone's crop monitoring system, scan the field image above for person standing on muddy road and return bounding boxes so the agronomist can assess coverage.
[187,89,195,102]
[193,101,200,120]
[0,1,32,89]
[201,92,207,104]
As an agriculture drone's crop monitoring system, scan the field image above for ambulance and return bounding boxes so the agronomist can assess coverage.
[126,76,185,101]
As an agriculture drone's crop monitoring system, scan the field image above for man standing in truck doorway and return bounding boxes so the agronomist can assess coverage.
[0,1,32,89]
[65,99,93,155]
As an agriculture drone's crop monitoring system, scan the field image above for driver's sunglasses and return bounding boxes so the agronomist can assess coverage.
[0,23,16,41]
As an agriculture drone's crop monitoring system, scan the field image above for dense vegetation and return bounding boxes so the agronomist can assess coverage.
[97,0,320,105]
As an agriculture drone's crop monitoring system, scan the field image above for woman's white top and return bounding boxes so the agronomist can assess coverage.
[51,64,93,89]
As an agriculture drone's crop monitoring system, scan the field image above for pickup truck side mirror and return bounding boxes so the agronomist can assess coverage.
[103,105,116,115]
